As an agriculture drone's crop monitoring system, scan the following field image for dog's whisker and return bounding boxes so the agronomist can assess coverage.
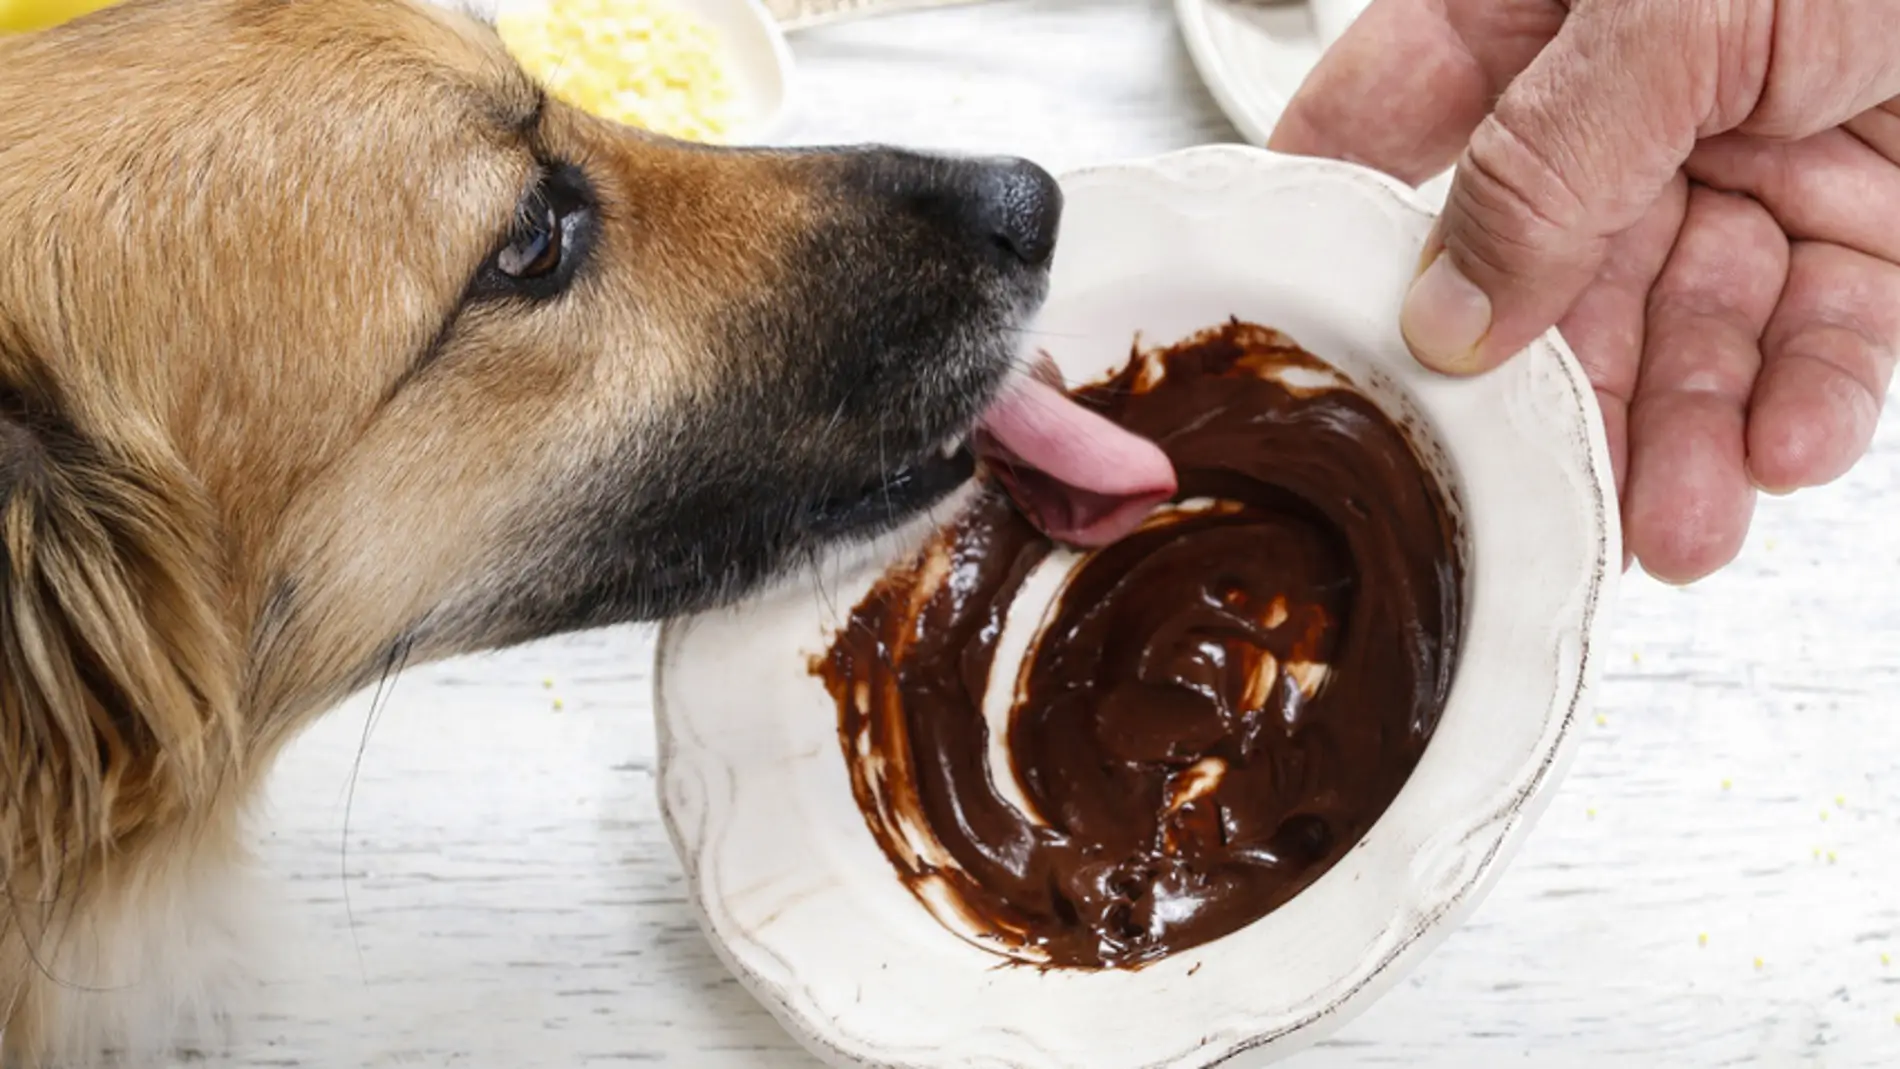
[340,635,414,986]
[877,428,896,535]
[804,542,843,628]
[824,397,850,440]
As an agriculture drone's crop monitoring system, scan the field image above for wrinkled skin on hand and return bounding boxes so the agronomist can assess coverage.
[1270,0,1900,583]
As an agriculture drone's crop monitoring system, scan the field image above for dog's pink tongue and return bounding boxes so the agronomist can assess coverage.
[972,376,1177,547]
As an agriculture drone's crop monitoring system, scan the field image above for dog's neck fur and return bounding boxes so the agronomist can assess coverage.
[0,334,254,1063]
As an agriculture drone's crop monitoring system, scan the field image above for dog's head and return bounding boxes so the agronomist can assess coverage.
[0,0,1054,852]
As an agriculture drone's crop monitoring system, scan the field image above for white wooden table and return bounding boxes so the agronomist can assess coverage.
[214,1,1900,1065]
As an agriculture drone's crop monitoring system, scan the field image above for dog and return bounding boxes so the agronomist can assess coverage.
[0,0,1105,1060]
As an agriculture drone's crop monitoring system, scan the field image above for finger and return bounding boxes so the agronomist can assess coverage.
[1625,187,1788,585]
[1402,3,1713,374]
[1268,0,1565,185]
[1844,99,1900,162]
[1687,128,1900,263]
[1747,13,1900,138]
[1748,241,1900,493]
[1555,174,1691,499]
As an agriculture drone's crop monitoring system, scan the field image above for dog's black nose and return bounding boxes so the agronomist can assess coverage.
[829,149,1065,272]
[966,156,1063,269]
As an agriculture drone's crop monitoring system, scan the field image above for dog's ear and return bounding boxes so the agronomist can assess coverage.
[0,400,25,515]
[0,352,237,891]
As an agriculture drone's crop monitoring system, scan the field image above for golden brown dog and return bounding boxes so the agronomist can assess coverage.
[0,0,1067,1060]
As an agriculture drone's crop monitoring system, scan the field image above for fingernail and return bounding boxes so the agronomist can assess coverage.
[1748,472,1796,497]
[1402,252,1492,374]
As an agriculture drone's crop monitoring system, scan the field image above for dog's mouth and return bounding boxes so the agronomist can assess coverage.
[970,359,1177,546]
[811,358,1178,547]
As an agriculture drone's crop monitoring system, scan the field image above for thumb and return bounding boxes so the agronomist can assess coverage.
[1403,2,1705,374]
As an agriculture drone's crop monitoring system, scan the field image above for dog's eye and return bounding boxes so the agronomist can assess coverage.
[498,201,564,280]
[475,164,594,302]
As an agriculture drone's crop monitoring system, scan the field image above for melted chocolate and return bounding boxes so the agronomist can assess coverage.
[814,320,1464,969]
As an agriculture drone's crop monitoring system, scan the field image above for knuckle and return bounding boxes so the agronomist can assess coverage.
[1646,189,1784,320]
[1703,0,1774,130]
[1460,108,1591,250]
[1765,322,1893,412]
[1775,246,1900,351]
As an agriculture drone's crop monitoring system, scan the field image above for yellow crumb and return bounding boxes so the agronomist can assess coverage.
[498,0,738,144]
[1821,810,1830,822]
[552,698,565,711]
[1595,714,1608,727]
[1764,537,1777,551]
[1631,651,1641,664]
[1813,847,1823,860]
[1721,778,1732,790]
[1882,953,1892,967]
[1753,957,1764,970]
[1586,808,1597,819]
[1836,795,1847,808]
[1827,851,1838,864]
[1697,933,1708,947]
[542,677,555,689]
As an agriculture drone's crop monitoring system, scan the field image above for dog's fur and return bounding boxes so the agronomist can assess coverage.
[0,0,1059,1061]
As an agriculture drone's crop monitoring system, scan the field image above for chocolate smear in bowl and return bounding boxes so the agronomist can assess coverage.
[813,320,1464,970]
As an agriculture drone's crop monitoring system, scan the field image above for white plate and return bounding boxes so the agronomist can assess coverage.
[1176,0,1452,208]
[1174,0,1343,145]
[655,145,1617,1069]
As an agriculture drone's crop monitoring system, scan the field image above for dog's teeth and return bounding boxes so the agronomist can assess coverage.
[939,437,963,460]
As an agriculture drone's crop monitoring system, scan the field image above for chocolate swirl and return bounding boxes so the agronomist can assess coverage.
[814,320,1464,969]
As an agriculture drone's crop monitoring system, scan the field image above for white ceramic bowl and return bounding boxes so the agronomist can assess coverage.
[655,145,1618,1069]
[469,0,794,144]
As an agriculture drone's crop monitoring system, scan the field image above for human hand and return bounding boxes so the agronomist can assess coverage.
[1268,0,1900,583]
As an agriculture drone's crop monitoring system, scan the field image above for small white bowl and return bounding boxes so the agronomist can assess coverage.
[655,145,1618,1069]
[467,0,794,144]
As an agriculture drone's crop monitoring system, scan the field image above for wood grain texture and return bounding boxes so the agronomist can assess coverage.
[177,1,1900,1065]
